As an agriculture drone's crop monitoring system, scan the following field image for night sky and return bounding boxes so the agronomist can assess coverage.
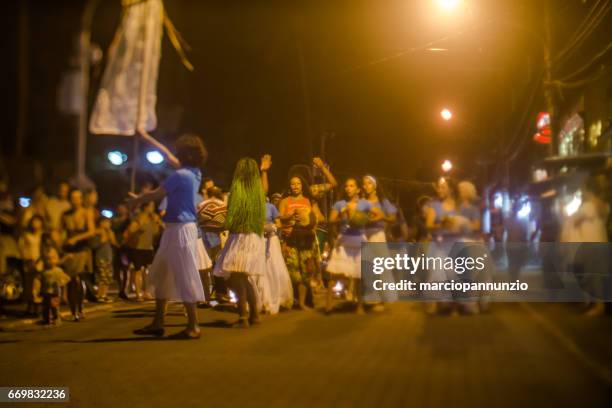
[0,0,599,205]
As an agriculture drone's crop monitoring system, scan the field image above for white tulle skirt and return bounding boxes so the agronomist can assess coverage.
[365,228,386,243]
[147,222,206,303]
[196,237,213,270]
[326,233,365,279]
[258,234,294,314]
[364,228,398,302]
[213,233,266,279]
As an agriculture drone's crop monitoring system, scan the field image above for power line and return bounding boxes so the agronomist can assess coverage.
[331,18,495,77]
[505,71,545,157]
[547,65,607,88]
[554,0,611,66]
[558,41,612,81]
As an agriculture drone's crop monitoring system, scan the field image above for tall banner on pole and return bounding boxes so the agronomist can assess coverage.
[89,0,164,136]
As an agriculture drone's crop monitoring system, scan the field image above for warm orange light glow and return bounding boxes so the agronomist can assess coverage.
[437,0,460,12]
[441,159,453,172]
[441,108,453,121]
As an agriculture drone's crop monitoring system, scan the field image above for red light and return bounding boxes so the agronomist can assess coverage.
[533,112,551,144]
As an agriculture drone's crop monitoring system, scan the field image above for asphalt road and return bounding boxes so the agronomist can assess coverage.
[0,301,611,407]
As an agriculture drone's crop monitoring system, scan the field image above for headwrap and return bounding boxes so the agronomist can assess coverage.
[364,175,377,189]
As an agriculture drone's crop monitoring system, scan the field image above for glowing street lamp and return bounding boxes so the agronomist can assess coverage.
[146,150,164,165]
[441,159,453,172]
[107,150,127,166]
[101,209,114,218]
[437,0,461,12]
[19,197,31,208]
[440,108,453,121]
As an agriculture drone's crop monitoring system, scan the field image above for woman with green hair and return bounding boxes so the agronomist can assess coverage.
[213,158,266,328]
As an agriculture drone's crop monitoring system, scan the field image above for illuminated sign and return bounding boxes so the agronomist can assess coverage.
[533,112,551,144]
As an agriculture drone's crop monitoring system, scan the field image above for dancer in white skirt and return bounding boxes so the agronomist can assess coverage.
[362,174,399,308]
[326,178,381,314]
[213,158,267,328]
[258,155,293,314]
[129,132,208,339]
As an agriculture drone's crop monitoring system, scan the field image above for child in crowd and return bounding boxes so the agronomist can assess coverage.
[96,217,117,302]
[125,201,161,301]
[41,229,68,303]
[19,215,45,315]
[111,203,132,300]
[41,247,71,326]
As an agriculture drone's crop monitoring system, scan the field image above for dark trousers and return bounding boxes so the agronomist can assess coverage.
[81,272,98,302]
[206,245,228,298]
[67,276,84,315]
[199,268,212,302]
[42,294,59,323]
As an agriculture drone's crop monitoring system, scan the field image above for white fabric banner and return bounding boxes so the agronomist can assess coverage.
[89,0,163,136]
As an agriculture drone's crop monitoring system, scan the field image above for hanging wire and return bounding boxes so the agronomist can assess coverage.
[553,0,611,66]
[330,18,496,77]
[547,65,607,88]
[502,70,546,160]
[478,1,611,177]
[557,41,612,81]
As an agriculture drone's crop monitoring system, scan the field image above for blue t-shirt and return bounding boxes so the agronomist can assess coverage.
[367,199,397,231]
[431,200,457,223]
[460,203,480,223]
[265,203,279,224]
[159,193,202,213]
[161,167,202,223]
[333,199,372,235]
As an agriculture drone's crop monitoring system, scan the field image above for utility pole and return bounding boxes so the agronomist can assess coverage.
[295,18,313,160]
[542,0,556,157]
[16,0,29,158]
[74,0,100,189]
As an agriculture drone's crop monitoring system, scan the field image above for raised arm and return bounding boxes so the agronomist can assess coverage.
[312,157,338,189]
[139,130,181,169]
[260,154,272,195]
